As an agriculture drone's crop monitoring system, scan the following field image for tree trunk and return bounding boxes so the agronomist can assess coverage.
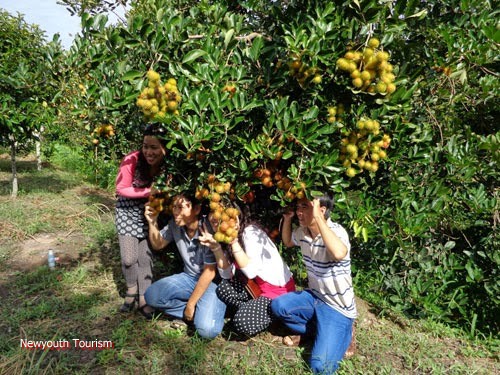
[10,135,18,198]
[35,125,44,171]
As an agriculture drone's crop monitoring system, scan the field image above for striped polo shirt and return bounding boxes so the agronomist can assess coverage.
[292,219,357,319]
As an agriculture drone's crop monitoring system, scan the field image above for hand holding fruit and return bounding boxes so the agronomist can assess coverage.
[144,202,160,225]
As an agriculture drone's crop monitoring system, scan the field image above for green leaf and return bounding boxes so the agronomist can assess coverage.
[407,9,428,19]
[282,150,293,160]
[239,158,247,171]
[182,49,208,64]
[224,29,235,48]
[362,227,369,242]
[249,36,264,61]
[122,70,144,82]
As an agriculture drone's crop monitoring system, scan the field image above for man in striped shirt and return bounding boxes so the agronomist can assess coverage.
[271,193,356,374]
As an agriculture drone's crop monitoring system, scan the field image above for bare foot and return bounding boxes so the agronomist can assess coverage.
[282,335,301,346]
[344,325,356,358]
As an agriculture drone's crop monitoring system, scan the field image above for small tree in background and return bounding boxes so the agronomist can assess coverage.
[0,10,62,197]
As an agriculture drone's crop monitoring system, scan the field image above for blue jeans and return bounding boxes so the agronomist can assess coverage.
[144,272,226,339]
[271,290,353,374]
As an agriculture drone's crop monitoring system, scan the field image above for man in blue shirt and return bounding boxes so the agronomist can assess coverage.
[144,193,226,339]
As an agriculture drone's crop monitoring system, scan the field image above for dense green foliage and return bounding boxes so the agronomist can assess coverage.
[5,0,499,337]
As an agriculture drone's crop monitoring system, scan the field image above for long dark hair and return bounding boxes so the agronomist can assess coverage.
[235,203,267,252]
[133,123,167,188]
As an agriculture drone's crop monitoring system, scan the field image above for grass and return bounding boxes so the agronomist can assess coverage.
[0,151,498,374]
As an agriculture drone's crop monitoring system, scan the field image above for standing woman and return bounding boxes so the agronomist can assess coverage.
[199,205,295,337]
[115,123,167,317]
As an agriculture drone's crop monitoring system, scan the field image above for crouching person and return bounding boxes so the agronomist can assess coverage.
[271,193,356,374]
[199,204,295,337]
[143,193,226,339]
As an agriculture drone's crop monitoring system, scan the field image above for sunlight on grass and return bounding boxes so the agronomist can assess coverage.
[1,156,498,374]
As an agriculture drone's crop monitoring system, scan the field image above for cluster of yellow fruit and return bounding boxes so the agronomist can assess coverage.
[91,124,115,145]
[196,176,239,244]
[136,70,182,120]
[326,104,346,124]
[148,190,171,214]
[339,118,391,177]
[336,37,396,95]
[288,55,322,87]
[212,206,240,244]
[281,180,306,201]
[253,167,276,188]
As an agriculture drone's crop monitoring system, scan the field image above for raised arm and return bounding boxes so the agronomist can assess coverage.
[281,209,295,248]
[312,199,347,261]
[145,203,169,250]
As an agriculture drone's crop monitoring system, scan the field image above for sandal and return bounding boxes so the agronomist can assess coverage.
[119,293,138,313]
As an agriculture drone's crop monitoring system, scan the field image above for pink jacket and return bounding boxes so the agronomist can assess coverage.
[115,151,151,198]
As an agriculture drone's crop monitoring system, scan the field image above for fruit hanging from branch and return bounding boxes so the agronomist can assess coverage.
[336,37,397,95]
[339,117,391,177]
[287,53,322,88]
[136,70,182,120]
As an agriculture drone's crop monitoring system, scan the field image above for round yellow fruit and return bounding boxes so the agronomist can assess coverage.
[376,81,387,93]
[386,83,396,94]
[346,167,356,178]
[146,70,160,82]
[351,69,361,79]
[344,51,356,60]
[214,232,225,242]
[360,70,371,81]
[346,144,358,154]
[167,100,178,111]
[368,37,380,49]
[352,78,363,88]
[312,75,322,84]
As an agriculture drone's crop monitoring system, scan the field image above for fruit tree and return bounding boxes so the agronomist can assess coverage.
[59,0,498,335]
[0,10,63,197]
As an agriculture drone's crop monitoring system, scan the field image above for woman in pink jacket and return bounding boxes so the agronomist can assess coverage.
[115,123,167,318]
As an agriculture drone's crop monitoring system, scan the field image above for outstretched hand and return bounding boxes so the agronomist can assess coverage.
[199,223,220,251]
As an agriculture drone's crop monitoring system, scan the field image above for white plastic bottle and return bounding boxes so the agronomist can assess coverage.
[48,250,56,270]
